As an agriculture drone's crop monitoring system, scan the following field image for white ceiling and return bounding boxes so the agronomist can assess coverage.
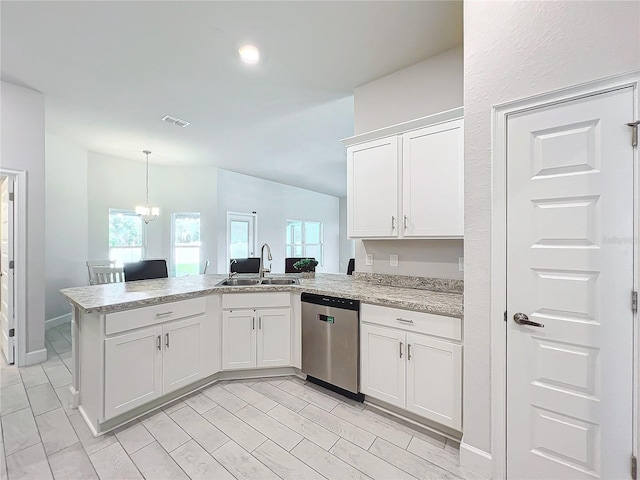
[1,1,462,197]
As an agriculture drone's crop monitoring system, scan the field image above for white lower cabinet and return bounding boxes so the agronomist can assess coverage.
[222,308,291,370]
[163,316,207,393]
[360,304,462,431]
[104,325,163,420]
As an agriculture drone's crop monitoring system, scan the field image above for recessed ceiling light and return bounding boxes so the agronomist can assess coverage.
[239,45,260,64]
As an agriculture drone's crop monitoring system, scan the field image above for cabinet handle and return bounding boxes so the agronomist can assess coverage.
[396,317,414,324]
[156,335,161,351]
[165,333,169,348]
[252,317,255,330]
[391,216,396,230]
[399,341,403,358]
[156,311,173,317]
[408,344,412,361]
[404,215,408,230]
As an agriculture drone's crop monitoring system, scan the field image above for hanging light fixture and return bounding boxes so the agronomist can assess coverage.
[135,150,160,224]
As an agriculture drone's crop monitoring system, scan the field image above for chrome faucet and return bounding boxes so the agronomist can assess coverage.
[259,243,272,278]
[229,258,238,278]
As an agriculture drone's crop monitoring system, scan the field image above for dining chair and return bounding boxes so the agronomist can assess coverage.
[86,260,115,284]
[92,266,124,284]
[230,258,261,274]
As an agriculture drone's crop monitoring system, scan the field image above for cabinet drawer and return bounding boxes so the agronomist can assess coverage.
[106,297,207,335]
[222,292,290,309]
[361,303,461,341]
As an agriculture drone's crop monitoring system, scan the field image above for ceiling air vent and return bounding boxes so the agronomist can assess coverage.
[161,114,190,127]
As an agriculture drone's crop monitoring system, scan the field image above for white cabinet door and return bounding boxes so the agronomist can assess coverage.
[256,308,291,368]
[347,136,399,238]
[104,325,163,420]
[222,310,256,370]
[402,120,463,237]
[406,333,461,430]
[360,324,406,409]
[163,315,206,394]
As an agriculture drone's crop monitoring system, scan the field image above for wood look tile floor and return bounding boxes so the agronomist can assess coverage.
[0,322,483,480]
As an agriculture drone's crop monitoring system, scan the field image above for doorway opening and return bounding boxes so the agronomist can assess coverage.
[226,212,257,271]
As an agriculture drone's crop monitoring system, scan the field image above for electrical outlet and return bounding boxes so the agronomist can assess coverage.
[459,257,464,272]
[366,254,374,266]
[390,254,399,267]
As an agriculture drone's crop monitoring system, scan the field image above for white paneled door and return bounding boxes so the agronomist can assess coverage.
[1,176,14,364]
[507,87,635,479]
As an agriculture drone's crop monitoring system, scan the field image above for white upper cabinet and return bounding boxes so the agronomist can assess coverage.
[347,136,399,238]
[402,120,463,237]
[343,111,464,239]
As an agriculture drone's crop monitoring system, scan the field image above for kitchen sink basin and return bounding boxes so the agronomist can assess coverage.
[217,278,262,286]
[260,278,300,285]
[216,277,300,287]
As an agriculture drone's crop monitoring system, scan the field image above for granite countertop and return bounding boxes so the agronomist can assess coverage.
[60,273,463,318]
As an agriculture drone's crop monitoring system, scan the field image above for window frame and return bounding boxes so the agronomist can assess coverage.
[108,208,145,266]
[285,220,324,267]
[171,212,201,277]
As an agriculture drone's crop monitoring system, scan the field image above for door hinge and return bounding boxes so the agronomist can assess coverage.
[8,328,14,337]
[627,121,640,147]
[631,455,637,480]
[8,192,14,201]
[8,260,13,269]
[504,310,507,322]
[633,291,638,313]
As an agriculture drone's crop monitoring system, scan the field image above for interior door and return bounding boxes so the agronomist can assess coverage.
[227,212,256,265]
[507,87,635,479]
[1,176,14,364]
[163,316,204,393]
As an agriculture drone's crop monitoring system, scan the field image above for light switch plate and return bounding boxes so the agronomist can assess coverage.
[366,254,373,266]
[459,257,464,272]
[390,254,399,267]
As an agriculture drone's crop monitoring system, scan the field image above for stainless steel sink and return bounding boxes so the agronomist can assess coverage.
[216,278,262,286]
[260,278,300,285]
[216,277,299,287]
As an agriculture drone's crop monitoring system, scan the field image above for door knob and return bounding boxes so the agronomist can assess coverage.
[513,312,544,328]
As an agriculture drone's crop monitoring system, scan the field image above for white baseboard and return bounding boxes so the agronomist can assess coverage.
[460,441,493,479]
[46,313,71,329]
[23,348,47,366]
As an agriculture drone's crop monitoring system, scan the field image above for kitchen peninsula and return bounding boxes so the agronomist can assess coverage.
[61,273,463,436]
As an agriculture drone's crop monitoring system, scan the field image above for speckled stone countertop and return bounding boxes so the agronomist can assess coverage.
[60,273,463,318]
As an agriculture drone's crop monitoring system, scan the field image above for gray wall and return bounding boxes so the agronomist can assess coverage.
[87,152,218,274]
[45,134,88,320]
[351,45,464,279]
[463,0,640,459]
[1,81,46,359]
[216,169,340,274]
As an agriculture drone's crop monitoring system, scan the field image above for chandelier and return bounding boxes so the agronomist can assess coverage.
[135,150,160,224]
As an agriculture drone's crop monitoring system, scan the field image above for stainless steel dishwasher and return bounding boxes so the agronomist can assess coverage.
[301,293,362,400]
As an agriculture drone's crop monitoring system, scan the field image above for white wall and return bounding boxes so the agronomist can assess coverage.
[351,45,464,279]
[463,0,640,466]
[45,134,88,320]
[216,169,340,274]
[354,46,463,134]
[87,152,218,274]
[338,196,354,273]
[1,81,46,359]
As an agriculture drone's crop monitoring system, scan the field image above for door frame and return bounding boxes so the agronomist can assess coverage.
[226,211,258,269]
[0,169,27,367]
[490,71,640,479]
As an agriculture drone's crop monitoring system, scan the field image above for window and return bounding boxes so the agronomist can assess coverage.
[286,220,323,266]
[173,213,201,276]
[109,209,144,266]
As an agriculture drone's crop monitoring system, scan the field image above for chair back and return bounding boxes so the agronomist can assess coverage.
[202,259,211,274]
[92,266,124,284]
[87,260,115,284]
[124,259,168,282]
[230,258,261,274]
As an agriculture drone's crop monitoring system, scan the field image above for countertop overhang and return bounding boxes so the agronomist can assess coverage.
[61,273,463,318]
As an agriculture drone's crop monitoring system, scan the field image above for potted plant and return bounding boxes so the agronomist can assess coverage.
[293,258,318,278]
